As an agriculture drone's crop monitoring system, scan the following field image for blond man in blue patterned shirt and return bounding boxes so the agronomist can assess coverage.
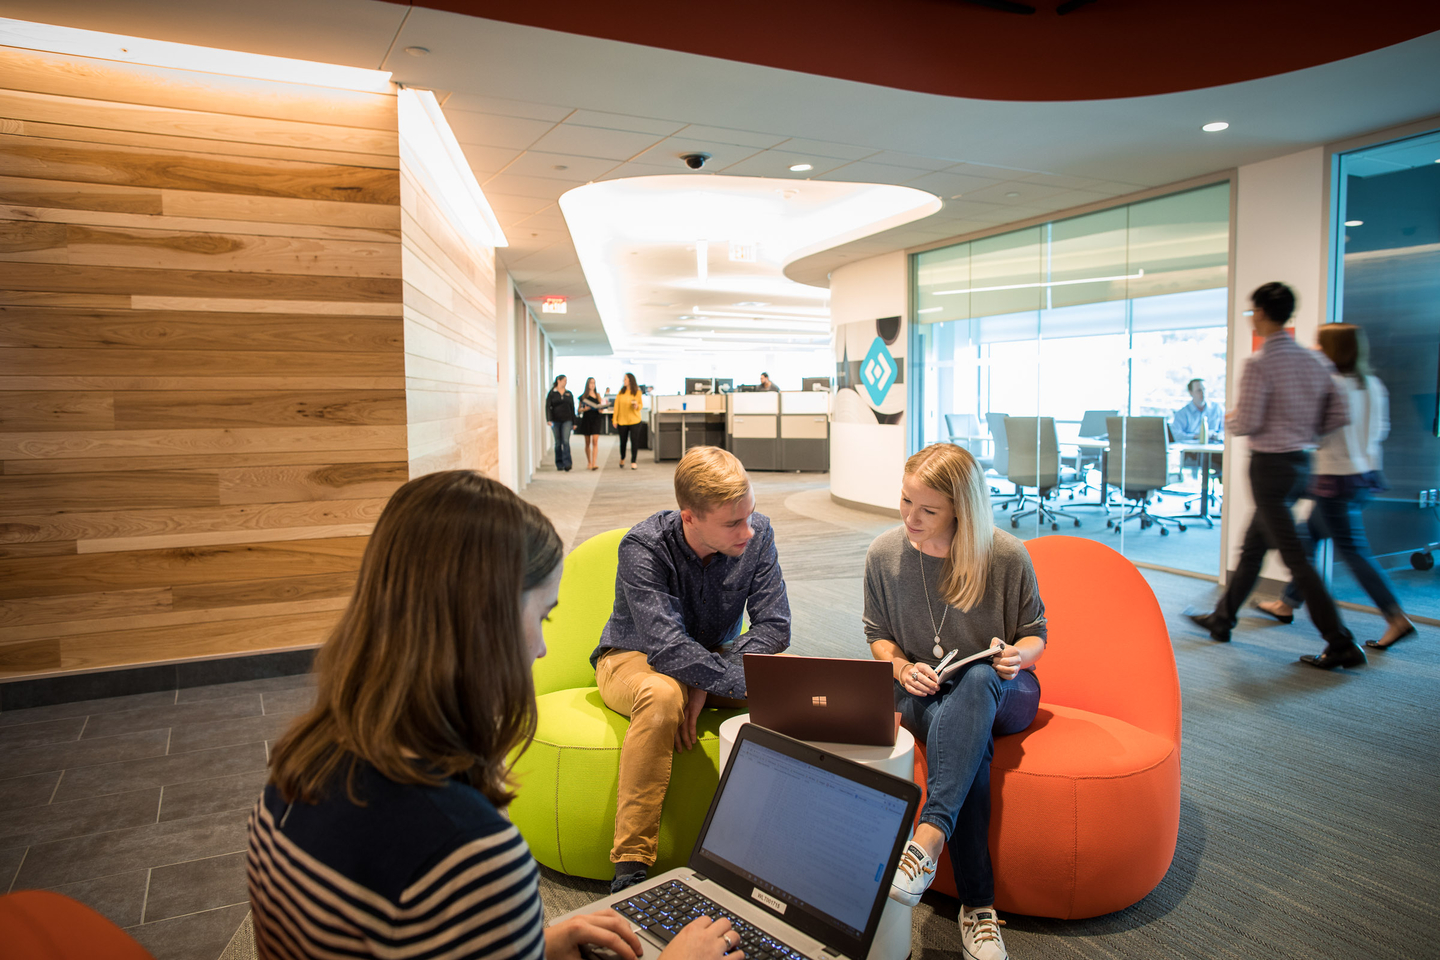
[591,446,792,893]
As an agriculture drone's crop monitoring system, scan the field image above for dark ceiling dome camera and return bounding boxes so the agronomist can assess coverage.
[681,152,710,169]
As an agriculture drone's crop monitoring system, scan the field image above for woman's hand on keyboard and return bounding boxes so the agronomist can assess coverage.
[547,909,646,960]
[664,915,743,960]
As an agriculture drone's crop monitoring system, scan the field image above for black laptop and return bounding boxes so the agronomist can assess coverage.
[744,654,897,747]
[548,723,920,960]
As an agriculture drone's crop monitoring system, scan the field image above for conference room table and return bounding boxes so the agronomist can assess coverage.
[1069,438,1224,522]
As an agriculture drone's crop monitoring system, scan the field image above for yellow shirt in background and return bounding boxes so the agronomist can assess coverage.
[613,389,643,426]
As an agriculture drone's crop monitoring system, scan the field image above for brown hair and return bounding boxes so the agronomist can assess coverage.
[620,372,640,396]
[905,444,994,611]
[1317,323,1372,390]
[268,470,561,809]
[674,446,750,516]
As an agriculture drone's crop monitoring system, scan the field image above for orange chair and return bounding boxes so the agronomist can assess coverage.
[913,535,1181,919]
[0,890,156,959]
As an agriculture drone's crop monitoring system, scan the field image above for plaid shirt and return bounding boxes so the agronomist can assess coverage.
[1230,331,1349,453]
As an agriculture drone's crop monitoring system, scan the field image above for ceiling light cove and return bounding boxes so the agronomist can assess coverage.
[789,163,814,172]
[1201,121,1230,132]
[558,175,940,355]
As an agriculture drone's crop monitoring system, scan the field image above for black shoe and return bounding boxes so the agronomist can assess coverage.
[1249,599,1294,624]
[1365,624,1417,650]
[610,865,648,895]
[1299,643,1367,670]
[1185,610,1232,643]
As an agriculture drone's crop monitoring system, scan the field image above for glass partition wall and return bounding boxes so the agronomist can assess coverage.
[1329,129,1440,621]
[911,181,1231,577]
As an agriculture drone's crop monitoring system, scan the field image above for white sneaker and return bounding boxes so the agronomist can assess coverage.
[960,905,1008,960]
[888,841,937,906]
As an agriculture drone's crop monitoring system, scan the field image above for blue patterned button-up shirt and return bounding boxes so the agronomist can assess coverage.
[591,510,791,697]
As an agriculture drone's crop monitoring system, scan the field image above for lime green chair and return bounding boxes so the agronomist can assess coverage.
[510,527,745,880]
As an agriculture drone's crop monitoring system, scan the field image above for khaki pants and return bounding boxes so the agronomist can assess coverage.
[595,649,744,866]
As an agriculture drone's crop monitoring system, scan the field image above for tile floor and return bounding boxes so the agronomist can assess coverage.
[0,673,315,959]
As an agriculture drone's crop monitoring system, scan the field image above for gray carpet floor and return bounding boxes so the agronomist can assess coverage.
[527,436,1440,960]
[2,434,1434,959]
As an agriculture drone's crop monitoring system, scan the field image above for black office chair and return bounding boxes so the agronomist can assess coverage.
[985,412,1021,511]
[1003,416,1081,531]
[1104,416,1186,535]
[1072,409,1117,498]
[944,413,993,473]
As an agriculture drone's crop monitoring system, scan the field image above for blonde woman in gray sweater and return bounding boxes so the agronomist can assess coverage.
[864,443,1047,960]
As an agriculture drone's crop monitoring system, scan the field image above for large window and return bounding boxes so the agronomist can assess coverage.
[1329,129,1440,620]
[911,182,1231,577]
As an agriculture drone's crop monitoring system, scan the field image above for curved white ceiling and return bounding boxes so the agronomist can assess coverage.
[557,175,939,357]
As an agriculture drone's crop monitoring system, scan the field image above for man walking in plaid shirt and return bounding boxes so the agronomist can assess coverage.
[1188,282,1365,669]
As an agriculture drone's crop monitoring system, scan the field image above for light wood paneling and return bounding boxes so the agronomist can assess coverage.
[399,162,499,478]
[0,45,402,680]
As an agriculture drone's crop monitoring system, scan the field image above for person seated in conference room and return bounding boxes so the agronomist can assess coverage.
[864,443,1046,960]
[1172,378,1224,443]
[593,445,792,895]
[246,471,738,960]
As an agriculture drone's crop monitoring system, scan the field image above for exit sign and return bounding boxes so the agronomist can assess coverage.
[729,241,757,263]
[541,297,567,314]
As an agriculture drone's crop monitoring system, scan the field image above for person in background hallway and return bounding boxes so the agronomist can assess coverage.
[546,375,576,472]
[759,372,780,392]
[1186,282,1364,669]
[593,446,791,895]
[1172,378,1224,442]
[867,443,1045,960]
[1255,324,1417,649]
[614,372,644,470]
[247,471,735,960]
[578,376,604,471]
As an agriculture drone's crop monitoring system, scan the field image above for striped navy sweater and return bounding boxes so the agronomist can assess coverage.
[246,761,545,960]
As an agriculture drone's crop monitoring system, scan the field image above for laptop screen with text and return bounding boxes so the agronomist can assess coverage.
[698,738,911,939]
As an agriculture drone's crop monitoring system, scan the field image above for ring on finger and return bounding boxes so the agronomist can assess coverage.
[723,933,736,951]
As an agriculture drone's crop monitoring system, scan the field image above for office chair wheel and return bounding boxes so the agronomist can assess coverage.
[1106,519,1114,529]
[1140,519,1152,530]
[1011,518,1019,528]
[1178,523,1187,532]
[1051,522,1059,531]
[1160,527,1169,536]
[1412,551,1435,571]
[1073,519,1081,527]
[1112,525,1122,535]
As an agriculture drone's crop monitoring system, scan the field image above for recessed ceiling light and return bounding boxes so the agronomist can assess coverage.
[1005,191,1020,198]
[789,163,813,172]
[1344,219,1364,227]
[1201,121,1229,133]
[404,46,430,57]
[552,164,569,171]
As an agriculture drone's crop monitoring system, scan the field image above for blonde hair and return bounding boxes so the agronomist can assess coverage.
[905,443,993,611]
[674,446,750,516]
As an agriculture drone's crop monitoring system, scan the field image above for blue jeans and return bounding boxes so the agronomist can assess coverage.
[895,663,1041,907]
[1281,487,1402,619]
[551,420,573,470]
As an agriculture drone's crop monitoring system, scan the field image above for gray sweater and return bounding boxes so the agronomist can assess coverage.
[863,526,1047,668]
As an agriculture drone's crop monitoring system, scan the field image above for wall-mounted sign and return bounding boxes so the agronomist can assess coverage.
[541,296,567,314]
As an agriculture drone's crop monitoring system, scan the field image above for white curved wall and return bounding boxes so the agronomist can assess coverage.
[829,251,908,512]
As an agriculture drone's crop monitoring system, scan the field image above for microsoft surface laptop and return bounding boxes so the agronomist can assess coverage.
[743,654,897,747]
[548,723,920,960]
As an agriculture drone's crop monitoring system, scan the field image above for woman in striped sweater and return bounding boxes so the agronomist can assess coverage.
[247,470,738,960]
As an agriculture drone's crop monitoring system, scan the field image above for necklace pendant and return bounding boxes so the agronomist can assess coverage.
[933,639,945,659]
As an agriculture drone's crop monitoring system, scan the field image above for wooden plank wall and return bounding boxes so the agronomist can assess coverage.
[398,139,499,477]
[0,46,407,679]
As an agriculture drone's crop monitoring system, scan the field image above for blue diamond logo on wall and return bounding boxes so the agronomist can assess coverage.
[861,337,897,406]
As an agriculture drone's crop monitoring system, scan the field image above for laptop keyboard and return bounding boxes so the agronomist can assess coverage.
[613,880,808,960]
